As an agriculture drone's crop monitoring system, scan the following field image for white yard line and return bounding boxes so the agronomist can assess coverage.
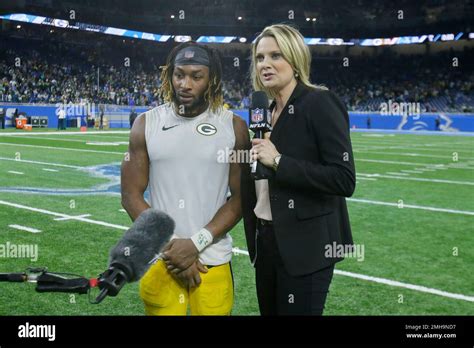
[1,199,472,302]
[353,142,474,152]
[415,168,436,172]
[357,172,474,185]
[355,158,474,170]
[42,168,59,172]
[8,224,41,233]
[400,170,423,174]
[54,214,92,221]
[0,157,83,169]
[0,200,128,231]
[335,270,474,302]
[7,171,24,175]
[355,145,472,153]
[386,172,408,176]
[353,140,474,148]
[0,142,125,155]
[348,198,474,216]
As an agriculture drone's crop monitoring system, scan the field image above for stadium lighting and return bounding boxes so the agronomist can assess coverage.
[0,13,466,46]
[239,37,247,43]
[237,16,242,20]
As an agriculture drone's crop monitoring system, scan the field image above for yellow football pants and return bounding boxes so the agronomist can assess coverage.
[139,260,233,315]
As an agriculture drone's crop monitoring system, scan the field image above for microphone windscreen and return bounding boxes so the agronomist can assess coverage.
[250,91,269,109]
[108,209,174,282]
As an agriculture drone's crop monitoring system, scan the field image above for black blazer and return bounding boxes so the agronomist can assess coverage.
[241,82,356,277]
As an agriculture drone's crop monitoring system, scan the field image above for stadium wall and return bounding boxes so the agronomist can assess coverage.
[234,110,474,132]
[0,104,149,129]
[1,104,473,132]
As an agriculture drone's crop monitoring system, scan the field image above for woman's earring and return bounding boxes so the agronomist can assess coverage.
[295,72,299,78]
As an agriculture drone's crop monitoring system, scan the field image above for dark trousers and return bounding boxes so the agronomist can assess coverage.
[255,222,335,315]
[0,117,4,129]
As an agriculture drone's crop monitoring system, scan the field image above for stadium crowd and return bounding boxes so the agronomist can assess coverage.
[1,31,472,112]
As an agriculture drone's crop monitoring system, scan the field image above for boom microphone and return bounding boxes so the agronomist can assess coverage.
[0,209,174,304]
[95,209,174,302]
[249,91,274,180]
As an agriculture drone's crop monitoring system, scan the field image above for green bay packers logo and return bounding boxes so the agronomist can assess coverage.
[196,123,217,136]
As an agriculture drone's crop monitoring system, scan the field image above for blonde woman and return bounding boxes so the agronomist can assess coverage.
[241,24,356,315]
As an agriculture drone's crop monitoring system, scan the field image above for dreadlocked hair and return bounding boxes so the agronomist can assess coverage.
[159,42,224,113]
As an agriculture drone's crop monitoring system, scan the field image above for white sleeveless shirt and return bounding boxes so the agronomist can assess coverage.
[145,103,235,265]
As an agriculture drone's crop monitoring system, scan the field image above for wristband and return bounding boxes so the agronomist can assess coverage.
[190,228,213,252]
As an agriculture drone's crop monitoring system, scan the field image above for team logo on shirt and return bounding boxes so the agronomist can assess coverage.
[196,123,217,136]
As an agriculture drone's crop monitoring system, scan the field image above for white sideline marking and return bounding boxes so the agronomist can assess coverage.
[7,171,24,175]
[334,270,474,302]
[356,158,428,165]
[42,168,59,172]
[230,248,474,302]
[8,224,41,233]
[386,172,408,176]
[0,142,125,155]
[3,135,87,143]
[357,177,377,181]
[119,209,127,212]
[0,200,128,231]
[0,131,130,136]
[354,150,474,161]
[0,157,83,169]
[354,143,474,153]
[2,135,130,142]
[86,141,128,146]
[358,172,474,186]
[356,158,474,170]
[54,214,91,221]
[359,173,380,177]
[0,199,472,302]
[348,198,474,216]
[400,170,423,174]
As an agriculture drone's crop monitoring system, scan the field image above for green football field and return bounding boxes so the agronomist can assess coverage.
[0,128,472,315]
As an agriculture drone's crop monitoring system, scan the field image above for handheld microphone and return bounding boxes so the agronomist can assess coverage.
[249,91,273,180]
[95,209,174,303]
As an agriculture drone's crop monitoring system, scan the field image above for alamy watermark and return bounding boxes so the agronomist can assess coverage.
[324,242,365,262]
[217,147,252,164]
[380,100,421,119]
[55,102,97,117]
[0,241,38,262]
